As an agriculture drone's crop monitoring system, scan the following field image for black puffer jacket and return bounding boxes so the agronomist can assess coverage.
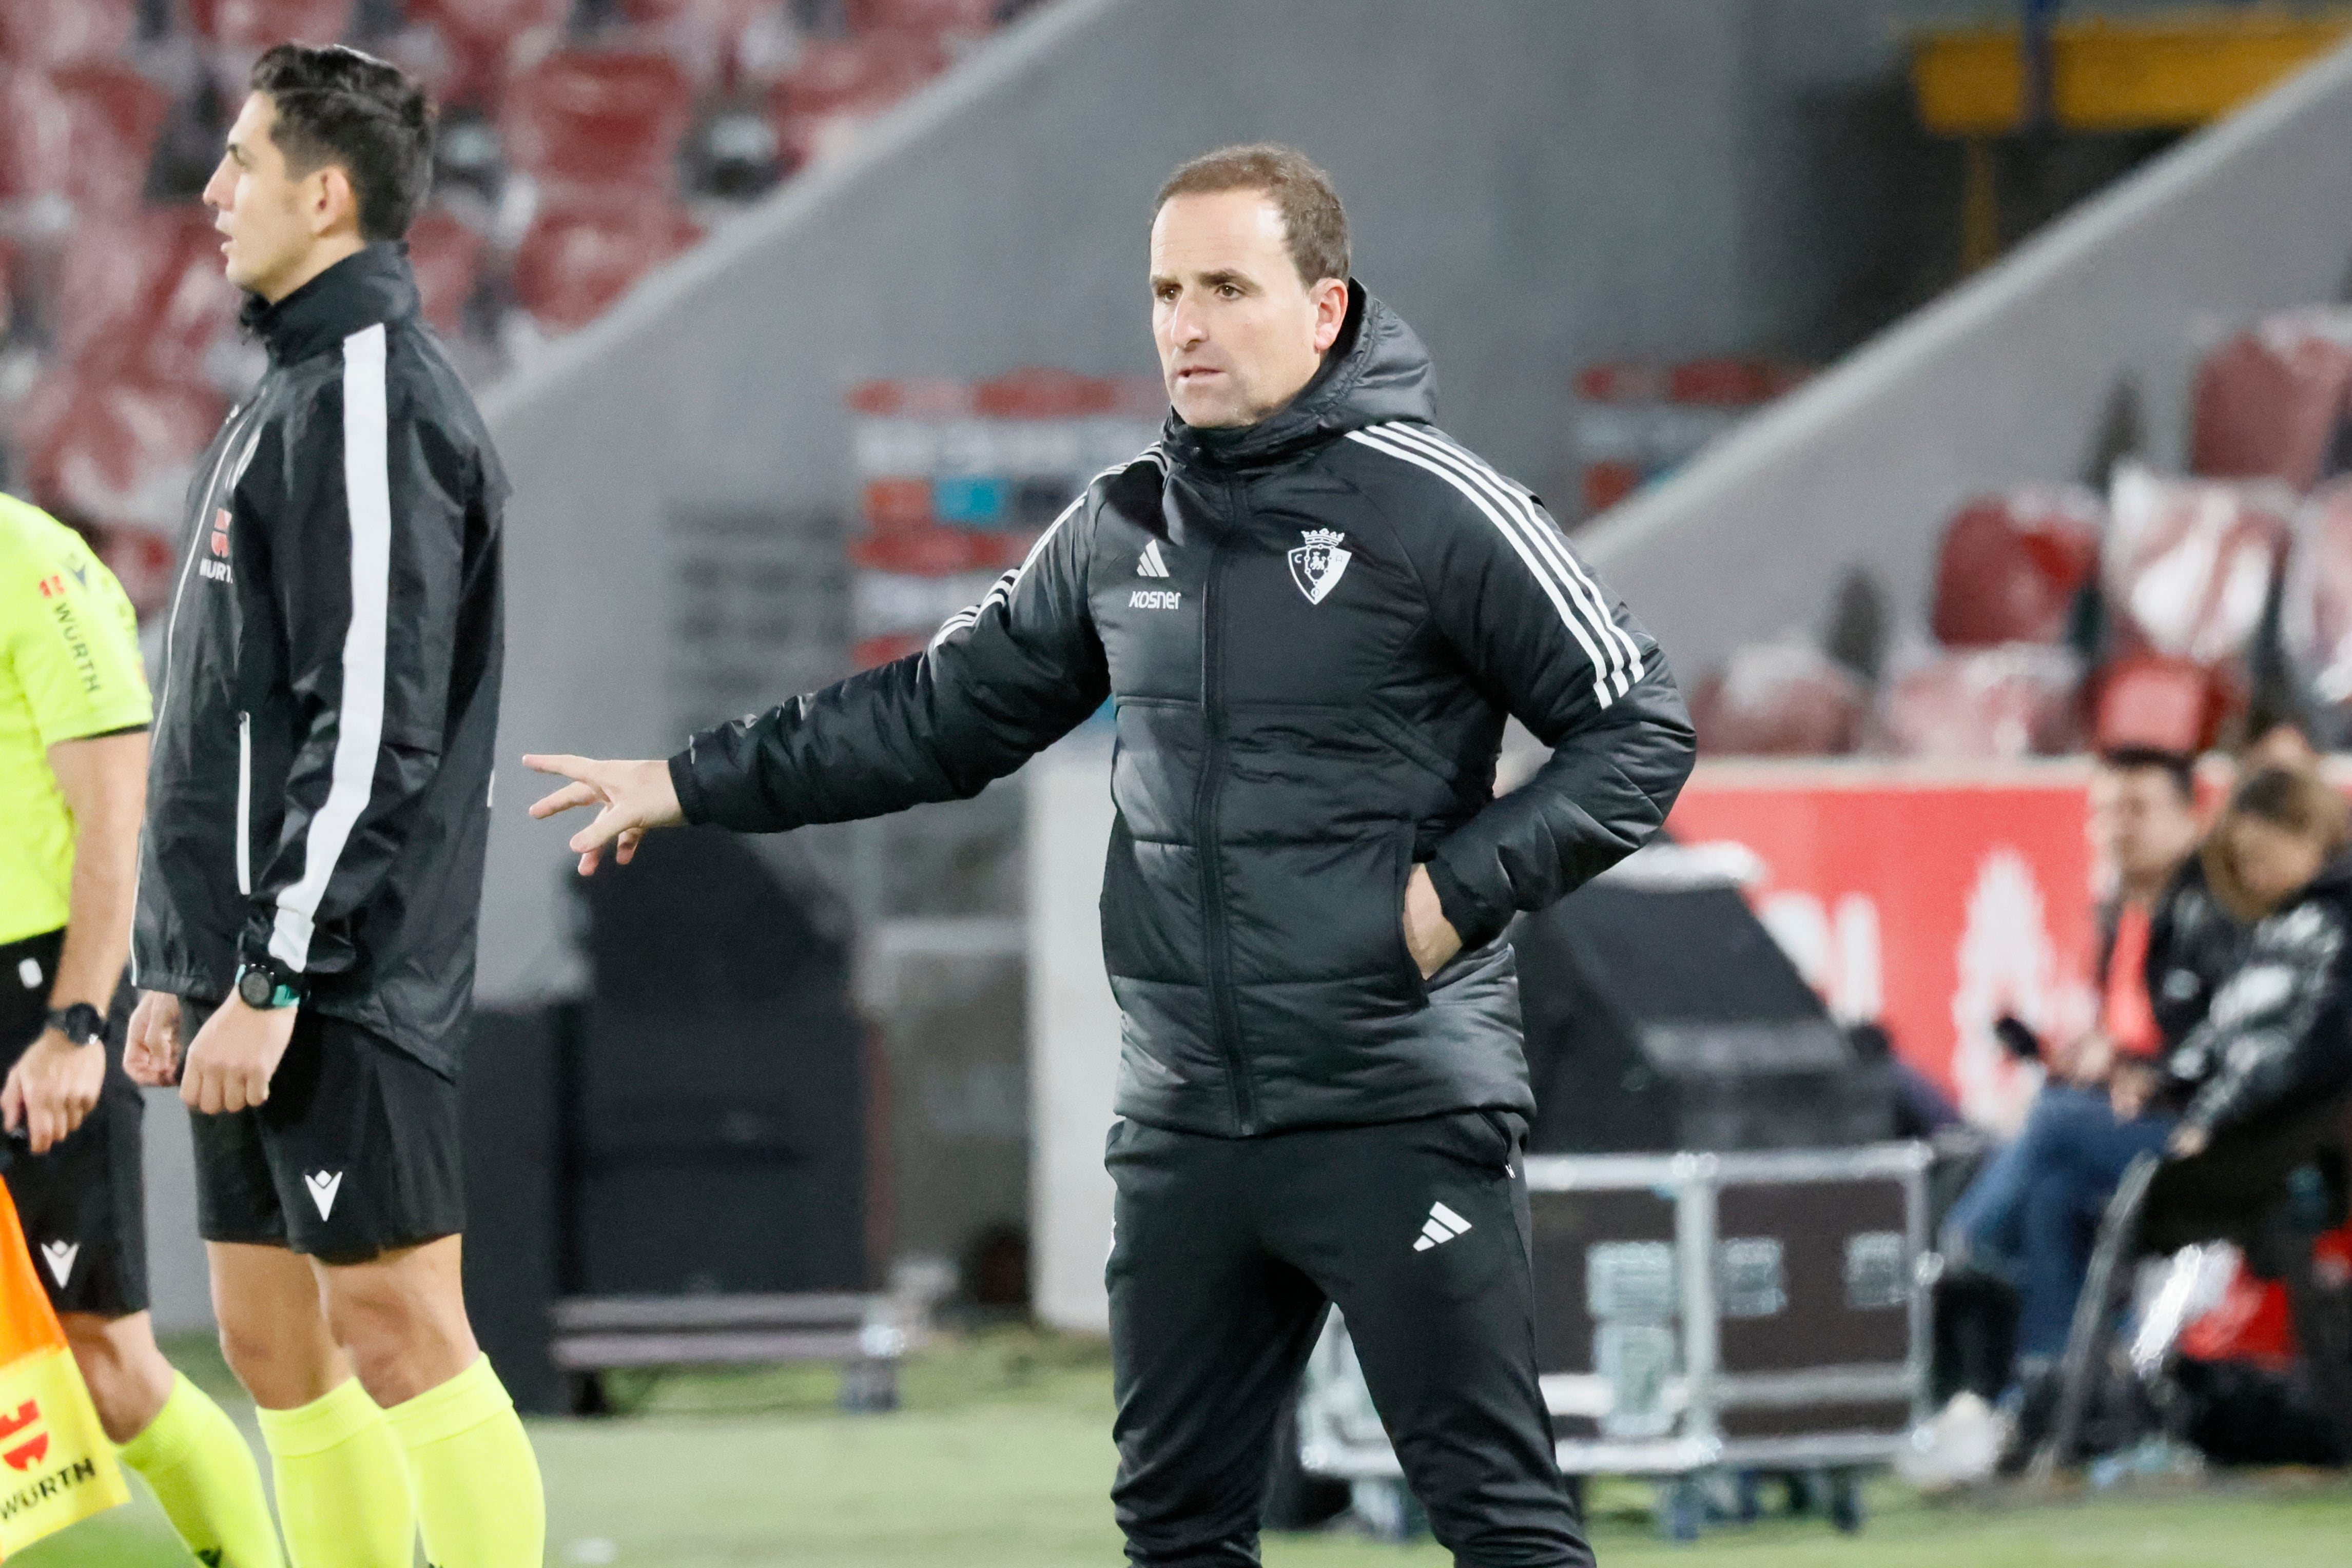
[2167,853,2352,1138]
[674,286,1694,1135]
[133,245,508,1076]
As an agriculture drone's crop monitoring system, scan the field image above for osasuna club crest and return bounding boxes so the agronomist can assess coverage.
[1288,528,1352,605]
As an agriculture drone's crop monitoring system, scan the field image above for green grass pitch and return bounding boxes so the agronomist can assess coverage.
[17,1327,2352,1566]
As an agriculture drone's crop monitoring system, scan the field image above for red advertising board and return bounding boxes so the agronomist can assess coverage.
[1666,760,2102,1132]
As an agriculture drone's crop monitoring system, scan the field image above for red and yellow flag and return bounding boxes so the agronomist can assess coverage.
[0,1179,127,1557]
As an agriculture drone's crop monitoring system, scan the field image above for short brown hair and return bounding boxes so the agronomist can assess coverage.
[2203,764,2350,920]
[1155,144,1350,288]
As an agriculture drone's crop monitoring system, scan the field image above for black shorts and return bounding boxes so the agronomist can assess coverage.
[0,930,148,1319]
[185,1000,464,1265]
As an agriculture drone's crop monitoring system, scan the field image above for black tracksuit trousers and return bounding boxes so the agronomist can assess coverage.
[1106,1108,1592,1567]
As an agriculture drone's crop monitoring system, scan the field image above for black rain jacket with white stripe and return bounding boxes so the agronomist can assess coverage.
[674,285,1694,1135]
[133,244,507,1077]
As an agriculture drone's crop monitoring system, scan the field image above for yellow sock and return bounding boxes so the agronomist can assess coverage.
[117,1373,286,1568]
[384,1356,544,1568]
[253,1377,416,1568]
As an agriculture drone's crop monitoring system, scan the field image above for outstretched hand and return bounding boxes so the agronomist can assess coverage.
[522,754,685,875]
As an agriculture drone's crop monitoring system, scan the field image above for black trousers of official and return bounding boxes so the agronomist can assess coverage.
[1106,1109,1591,1568]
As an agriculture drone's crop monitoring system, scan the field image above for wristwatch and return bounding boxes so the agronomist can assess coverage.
[235,959,304,1010]
[42,1002,104,1048]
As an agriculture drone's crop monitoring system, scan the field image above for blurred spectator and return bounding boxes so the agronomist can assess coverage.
[1933,749,2236,1442]
[1946,767,2352,1447]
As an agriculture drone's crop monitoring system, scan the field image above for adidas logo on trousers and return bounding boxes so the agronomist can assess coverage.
[1414,1201,1472,1252]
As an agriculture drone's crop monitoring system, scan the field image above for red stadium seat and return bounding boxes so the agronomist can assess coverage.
[2092,654,2230,756]
[404,0,569,107]
[615,0,777,90]
[769,31,948,163]
[2103,462,2295,669]
[0,0,136,68]
[15,374,228,536]
[49,208,238,384]
[1875,646,2083,759]
[775,31,948,116]
[404,207,485,338]
[1929,486,2103,648]
[1687,640,1867,755]
[844,0,1000,36]
[46,61,170,213]
[2192,309,2352,491]
[0,66,70,203]
[510,188,701,334]
[186,0,355,47]
[0,63,169,214]
[503,47,698,193]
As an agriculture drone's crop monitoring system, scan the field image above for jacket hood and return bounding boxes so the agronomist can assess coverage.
[1160,282,1437,472]
[242,241,421,365]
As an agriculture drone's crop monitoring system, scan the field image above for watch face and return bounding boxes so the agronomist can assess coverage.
[239,968,275,1008]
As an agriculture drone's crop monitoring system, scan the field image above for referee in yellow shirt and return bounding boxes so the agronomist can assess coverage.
[0,492,282,1565]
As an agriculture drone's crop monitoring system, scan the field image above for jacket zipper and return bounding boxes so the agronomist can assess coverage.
[1194,480,1255,1133]
[234,711,252,896]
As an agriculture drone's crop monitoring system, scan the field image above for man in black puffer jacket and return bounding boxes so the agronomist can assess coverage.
[530,145,1693,1566]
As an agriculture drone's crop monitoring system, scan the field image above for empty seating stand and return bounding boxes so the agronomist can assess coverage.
[0,0,1012,546]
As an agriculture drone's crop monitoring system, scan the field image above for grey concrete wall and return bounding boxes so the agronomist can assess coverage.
[476,0,2042,1005]
[1586,38,2352,681]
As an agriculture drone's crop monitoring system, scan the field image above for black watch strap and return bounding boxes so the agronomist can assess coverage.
[43,1002,105,1048]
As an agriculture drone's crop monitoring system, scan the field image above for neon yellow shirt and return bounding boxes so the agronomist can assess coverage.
[0,494,152,946]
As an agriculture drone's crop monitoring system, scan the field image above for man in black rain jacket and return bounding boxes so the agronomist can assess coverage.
[530,145,1694,1567]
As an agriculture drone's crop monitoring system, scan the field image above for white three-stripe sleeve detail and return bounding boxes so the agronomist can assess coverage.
[269,323,392,973]
[1344,428,1614,709]
[1382,423,1639,697]
[925,444,1165,652]
[1409,425,1645,689]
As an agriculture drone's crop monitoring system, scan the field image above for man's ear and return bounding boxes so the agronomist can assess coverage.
[1310,277,1349,355]
[308,165,360,238]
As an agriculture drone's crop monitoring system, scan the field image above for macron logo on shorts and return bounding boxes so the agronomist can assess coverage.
[1413,1202,1473,1253]
[38,1242,77,1289]
[305,1171,344,1221]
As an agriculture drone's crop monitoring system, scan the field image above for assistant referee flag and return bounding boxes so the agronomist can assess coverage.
[0,1176,128,1555]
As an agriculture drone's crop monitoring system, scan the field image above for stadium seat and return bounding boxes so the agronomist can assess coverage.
[2192,308,2352,491]
[185,0,356,49]
[1930,486,2103,648]
[405,206,486,338]
[2103,462,2295,668]
[503,47,699,193]
[0,62,169,214]
[1875,645,2083,759]
[2091,653,2231,755]
[48,208,237,384]
[15,373,228,536]
[0,0,137,69]
[46,61,171,213]
[1687,639,1867,755]
[404,0,569,108]
[769,31,948,166]
[510,188,701,334]
[844,0,1001,37]
[616,0,779,92]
